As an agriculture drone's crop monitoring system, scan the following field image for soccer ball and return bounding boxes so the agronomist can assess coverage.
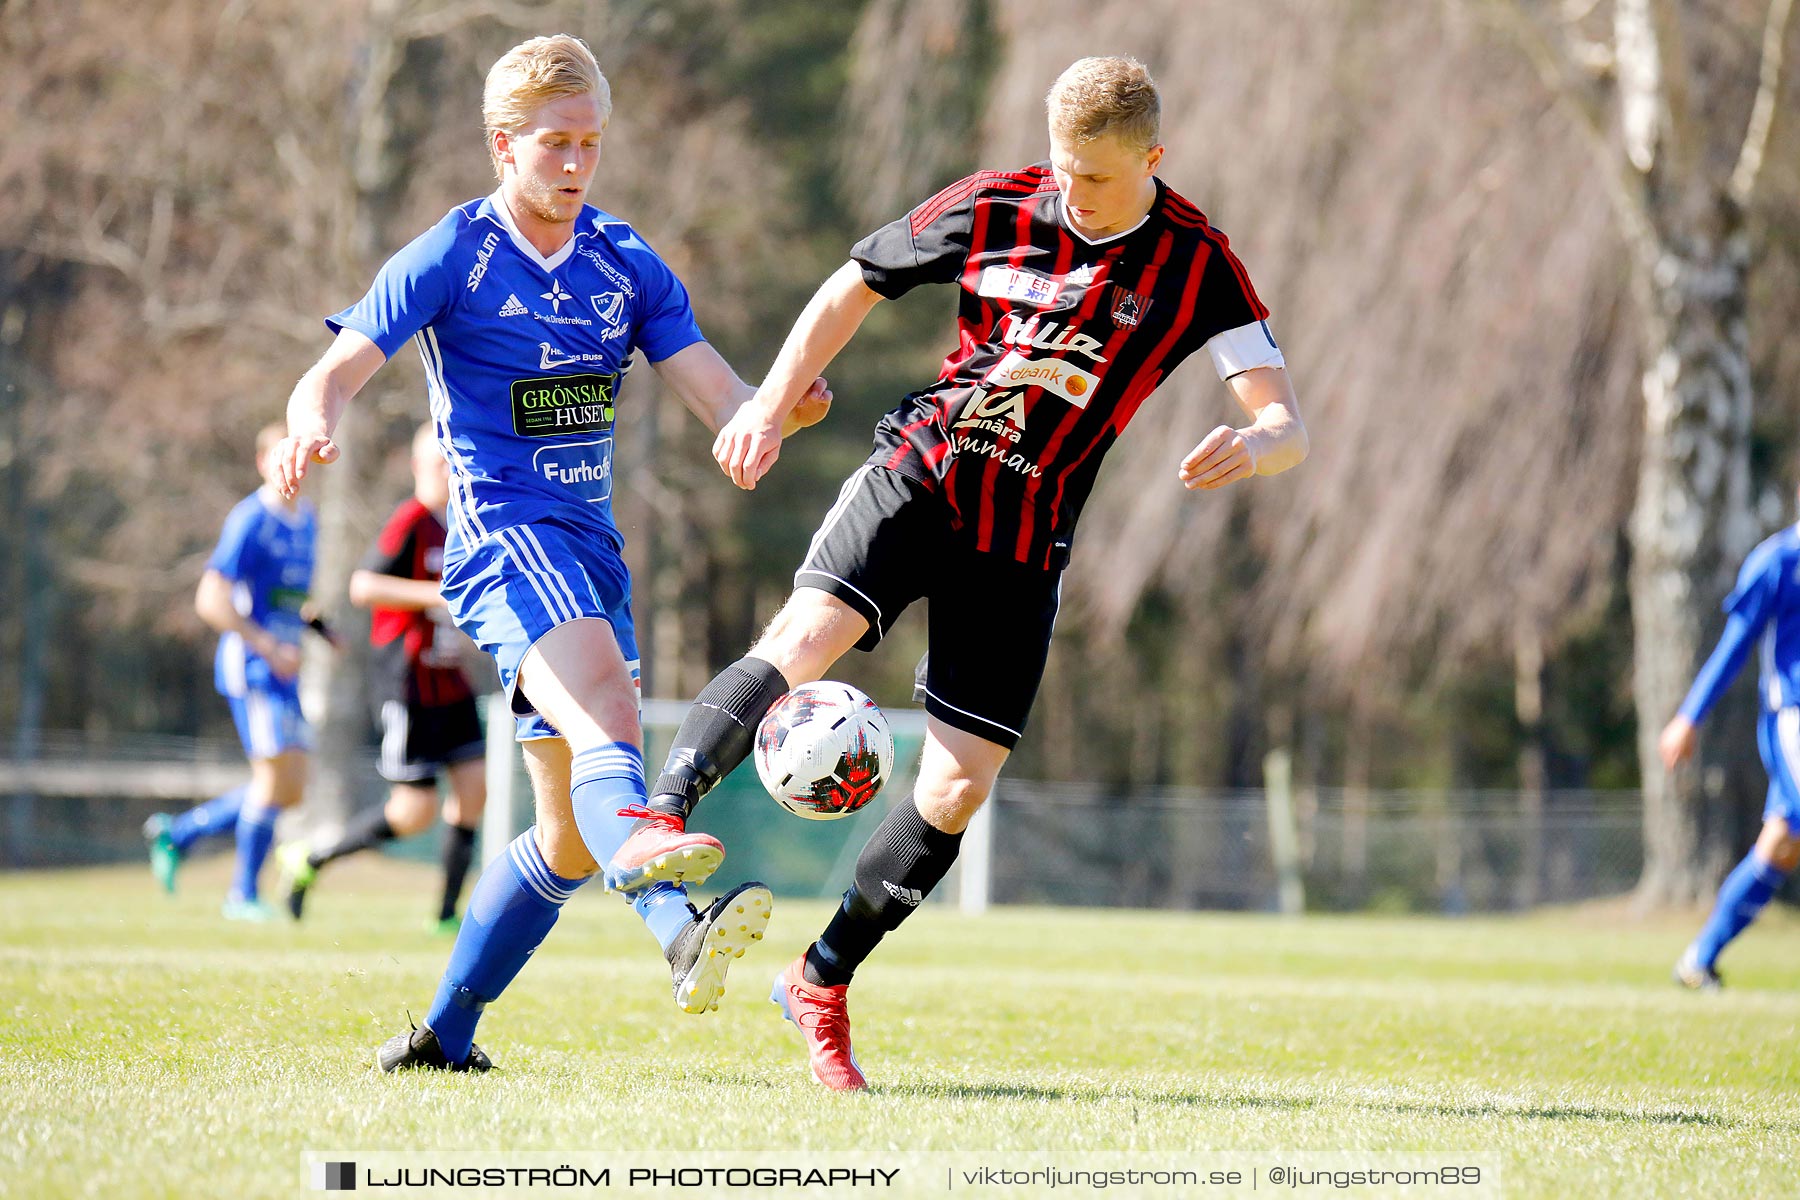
[754,682,895,820]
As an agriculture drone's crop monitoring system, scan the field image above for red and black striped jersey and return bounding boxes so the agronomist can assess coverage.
[362,499,473,709]
[853,163,1269,568]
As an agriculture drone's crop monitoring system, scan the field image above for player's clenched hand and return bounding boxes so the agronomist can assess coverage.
[1659,716,1698,772]
[1179,425,1257,491]
[265,641,304,682]
[781,378,833,435]
[715,399,786,490]
[277,433,339,499]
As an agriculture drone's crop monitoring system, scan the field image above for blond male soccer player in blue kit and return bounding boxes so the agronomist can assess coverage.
[276,35,829,1071]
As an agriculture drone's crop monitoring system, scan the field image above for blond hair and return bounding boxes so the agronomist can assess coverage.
[255,422,287,457]
[1046,56,1161,155]
[483,35,611,179]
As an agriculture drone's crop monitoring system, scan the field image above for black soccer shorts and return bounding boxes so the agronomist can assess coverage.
[376,694,486,784]
[793,465,1061,750]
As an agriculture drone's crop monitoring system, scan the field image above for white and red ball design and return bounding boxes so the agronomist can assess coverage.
[754,682,894,820]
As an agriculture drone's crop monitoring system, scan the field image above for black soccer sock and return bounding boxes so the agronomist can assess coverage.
[309,805,397,869]
[438,823,478,921]
[803,798,963,987]
[648,656,790,819]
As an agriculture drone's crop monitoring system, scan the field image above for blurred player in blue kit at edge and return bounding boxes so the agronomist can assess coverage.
[144,422,332,920]
[277,424,488,934]
[274,34,830,1072]
[1662,480,1800,989]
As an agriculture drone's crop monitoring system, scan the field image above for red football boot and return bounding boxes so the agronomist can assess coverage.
[601,805,724,892]
[770,955,867,1091]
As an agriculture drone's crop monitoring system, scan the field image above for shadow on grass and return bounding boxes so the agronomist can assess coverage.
[867,1079,1773,1131]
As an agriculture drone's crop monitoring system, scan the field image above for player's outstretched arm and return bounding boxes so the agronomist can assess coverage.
[650,342,831,440]
[1662,597,1773,771]
[1659,715,1699,771]
[348,570,447,613]
[712,261,883,490]
[1179,366,1308,491]
[277,330,388,498]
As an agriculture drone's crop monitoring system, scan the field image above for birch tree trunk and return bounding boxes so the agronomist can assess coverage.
[1497,0,1793,904]
[1611,0,1788,905]
[1628,220,1758,904]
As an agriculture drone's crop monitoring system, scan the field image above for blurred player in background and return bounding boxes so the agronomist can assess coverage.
[276,35,829,1072]
[145,422,329,920]
[278,424,486,933]
[646,55,1307,1089]
[1661,481,1800,989]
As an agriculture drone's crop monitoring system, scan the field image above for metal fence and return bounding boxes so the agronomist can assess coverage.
[985,783,1644,914]
[0,731,380,868]
[1,728,1647,913]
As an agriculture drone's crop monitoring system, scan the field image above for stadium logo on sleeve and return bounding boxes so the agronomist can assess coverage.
[466,232,500,292]
[1109,285,1152,328]
[510,372,618,437]
[978,266,1062,307]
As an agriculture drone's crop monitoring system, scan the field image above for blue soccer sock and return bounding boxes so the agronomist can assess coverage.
[633,883,699,952]
[229,802,279,903]
[426,829,587,1065]
[569,741,695,949]
[168,786,246,853]
[569,741,651,860]
[1693,851,1791,969]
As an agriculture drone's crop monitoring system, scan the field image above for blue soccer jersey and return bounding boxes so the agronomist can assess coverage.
[1678,524,1800,722]
[209,489,317,698]
[327,194,705,562]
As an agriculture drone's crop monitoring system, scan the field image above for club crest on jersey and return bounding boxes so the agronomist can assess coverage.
[978,266,1062,307]
[1110,285,1151,328]
[591,291,626,327]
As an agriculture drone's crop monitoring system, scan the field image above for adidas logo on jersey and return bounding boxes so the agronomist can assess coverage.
[882,880,924,907]
[1066,263,1097,286]
[497,294,528,317]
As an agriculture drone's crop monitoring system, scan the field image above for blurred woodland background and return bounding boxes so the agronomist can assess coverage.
[3,0,1798,905]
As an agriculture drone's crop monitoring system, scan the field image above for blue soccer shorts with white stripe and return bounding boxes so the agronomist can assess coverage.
[227,688,312,760]
[441,520,641,742]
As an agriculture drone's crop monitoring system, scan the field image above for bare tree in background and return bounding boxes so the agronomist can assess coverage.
[977,3,1641,782]
[0,0,799,786]
[838,0,990,228]
[1487,0,1797,904]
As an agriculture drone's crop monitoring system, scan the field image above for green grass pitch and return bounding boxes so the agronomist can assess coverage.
[1,858,1796,1198]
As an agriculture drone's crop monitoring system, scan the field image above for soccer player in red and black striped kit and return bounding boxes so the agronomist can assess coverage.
[279,424,488,931]
[634,56,1308,1089]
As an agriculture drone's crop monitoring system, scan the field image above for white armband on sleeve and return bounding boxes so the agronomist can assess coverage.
[1204,320,1285,381]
